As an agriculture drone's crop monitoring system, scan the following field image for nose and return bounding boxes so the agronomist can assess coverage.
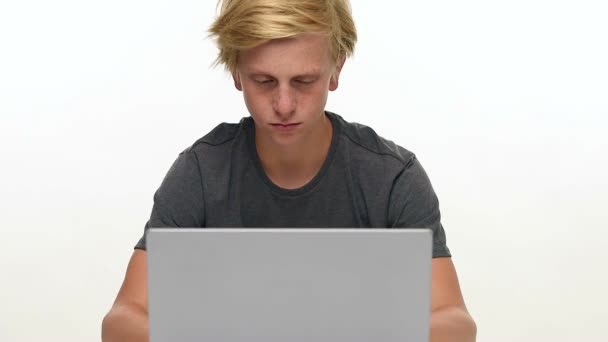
[272,85,296,119]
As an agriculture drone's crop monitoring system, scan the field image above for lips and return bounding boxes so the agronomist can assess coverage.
[270,122,301,132]
[272,123,299,127]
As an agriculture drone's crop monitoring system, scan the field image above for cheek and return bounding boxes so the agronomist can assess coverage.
[304,85,330,108]
[240,92,256,117]
[241,87,266,113]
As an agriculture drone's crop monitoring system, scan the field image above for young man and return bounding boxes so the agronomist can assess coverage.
[102,0,477,341]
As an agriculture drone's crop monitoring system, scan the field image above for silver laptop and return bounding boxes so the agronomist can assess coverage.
[147,228,432,342]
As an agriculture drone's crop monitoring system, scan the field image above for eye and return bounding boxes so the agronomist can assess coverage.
[254,78,274,85]
[295,79,315,85]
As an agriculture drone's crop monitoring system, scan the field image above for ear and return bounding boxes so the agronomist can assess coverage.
[232,72,243,91]
[329,56,346,91]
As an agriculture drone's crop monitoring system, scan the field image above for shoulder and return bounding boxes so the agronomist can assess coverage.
[330,111,415,168]
[178,117,251,160]
[189,117,249,150]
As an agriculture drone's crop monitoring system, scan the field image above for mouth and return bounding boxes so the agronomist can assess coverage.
[271,123,301,127]
[270,122,301,132]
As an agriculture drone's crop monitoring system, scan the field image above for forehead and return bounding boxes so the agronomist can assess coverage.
[237,33,333,76]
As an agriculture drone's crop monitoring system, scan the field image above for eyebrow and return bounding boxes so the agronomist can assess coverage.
[246,69,322,79]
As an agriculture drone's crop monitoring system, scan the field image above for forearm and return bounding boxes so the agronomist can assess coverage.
[102,304,149,342]
[430,306,477,342]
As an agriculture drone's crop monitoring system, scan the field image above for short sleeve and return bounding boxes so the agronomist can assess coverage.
[134,149,205,250]
[388,156,451,258]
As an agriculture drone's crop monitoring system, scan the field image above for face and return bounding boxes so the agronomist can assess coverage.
[232,33,344,147]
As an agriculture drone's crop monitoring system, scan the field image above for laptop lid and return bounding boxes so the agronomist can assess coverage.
[147,228,432,342]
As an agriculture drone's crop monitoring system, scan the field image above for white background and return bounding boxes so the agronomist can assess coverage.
[1,0,607,341]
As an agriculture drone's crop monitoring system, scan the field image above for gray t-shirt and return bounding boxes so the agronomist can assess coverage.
[136,111,450,258]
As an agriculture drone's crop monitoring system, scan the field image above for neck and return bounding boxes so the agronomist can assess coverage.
[256,114,333,189]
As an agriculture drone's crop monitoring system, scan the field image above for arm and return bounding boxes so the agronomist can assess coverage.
[430,257,477,342]
[102,250,149,342]
[101,149,204,340]
[385,155,476,340]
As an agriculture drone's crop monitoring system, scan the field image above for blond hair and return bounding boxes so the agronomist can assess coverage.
[208,0,357,73]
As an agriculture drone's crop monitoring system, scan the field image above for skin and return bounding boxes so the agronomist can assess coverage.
[102,33,476,342]
[232,33,342,189]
